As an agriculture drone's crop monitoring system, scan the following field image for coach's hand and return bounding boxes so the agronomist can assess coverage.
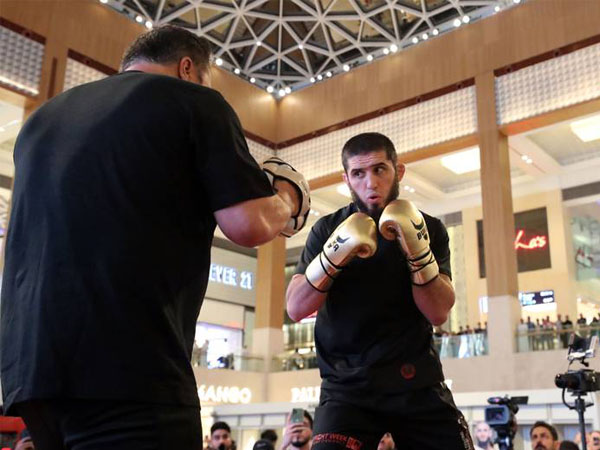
[379,199,439,286]
[261,157,311,237]
[305,212,377,292]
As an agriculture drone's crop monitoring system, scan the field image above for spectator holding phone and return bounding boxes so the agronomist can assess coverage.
[281,409,313,450]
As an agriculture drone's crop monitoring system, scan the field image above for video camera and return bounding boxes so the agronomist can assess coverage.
[484,395,528,450]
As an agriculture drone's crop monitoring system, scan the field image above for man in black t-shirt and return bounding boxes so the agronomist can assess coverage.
[1,26,310,449]
[287,133,474,450]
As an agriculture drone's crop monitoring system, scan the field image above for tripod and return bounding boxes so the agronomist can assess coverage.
[562,388,593,450]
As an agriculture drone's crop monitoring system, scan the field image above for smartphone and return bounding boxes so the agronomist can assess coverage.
[290,408,304,424]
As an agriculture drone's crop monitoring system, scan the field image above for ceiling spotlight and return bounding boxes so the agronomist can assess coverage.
[266,85,274,93]
[521,154,528,161]
[526,158,533,164]
[367,54,373,61]
[432,28,439,36]
[383,48,390,55]
[285,86,291,94]
[234,68,241,75]
[326,71,332,77]
[145,20,153,29]
[409,188,415,193]
[453,18,462,27]
[494,5,501,12]
[215,58,223,66]
[135,15,143,23]
[422,33,429,40]
[513,0,521,3]
[390,44,398,52]
[317,74,323,80]
[278,89,286,97]
[250,77,256,83]
[256,41,262,46]
[343,64,350,72]
[462,15,470,23]
[99,0,108,3]
[310,77,316,83]
[411,37,418,44]
[298,44,304,50]
[404,186,410,191]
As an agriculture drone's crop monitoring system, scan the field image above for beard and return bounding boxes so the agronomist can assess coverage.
[349,176,400,221]
[291,439,310,448]
[476,439,491,448]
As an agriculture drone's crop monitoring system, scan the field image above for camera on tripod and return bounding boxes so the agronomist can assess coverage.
[554,332,600,450]
[484,395,528,450]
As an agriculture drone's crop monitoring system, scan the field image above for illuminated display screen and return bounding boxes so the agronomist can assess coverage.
[519,290,555,307]
[478,207,551,278]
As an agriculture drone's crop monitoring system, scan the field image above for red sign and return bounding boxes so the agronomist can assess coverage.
[514,229,547,251]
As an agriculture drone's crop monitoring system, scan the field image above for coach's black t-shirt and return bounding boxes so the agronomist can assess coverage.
[0,72,273,413]
[295,203,451,396]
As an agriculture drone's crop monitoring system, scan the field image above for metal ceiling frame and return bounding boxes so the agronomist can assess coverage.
[104,0,524,96]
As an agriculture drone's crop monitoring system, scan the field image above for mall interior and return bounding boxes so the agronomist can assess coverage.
[1,0,600,448]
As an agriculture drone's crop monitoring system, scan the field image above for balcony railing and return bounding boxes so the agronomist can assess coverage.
[433,332,489,359]
[191,351,265,372]
[516,324,600,352]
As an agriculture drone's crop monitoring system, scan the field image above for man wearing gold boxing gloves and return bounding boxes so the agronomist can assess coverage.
[287,133,474,450]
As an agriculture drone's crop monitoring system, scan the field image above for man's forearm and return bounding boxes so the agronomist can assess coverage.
[286,275,327,322]
[412,274,455,326]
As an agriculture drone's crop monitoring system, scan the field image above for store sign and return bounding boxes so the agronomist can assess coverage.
[514,229,547,251]
[478,207,551,277]
[291,386,320,403]
[197,384,252,404]
[519,290,555,307]
[209,264,254,290]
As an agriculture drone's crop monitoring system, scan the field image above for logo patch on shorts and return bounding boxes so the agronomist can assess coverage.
[400,363,416,380]
[312,433,363,450]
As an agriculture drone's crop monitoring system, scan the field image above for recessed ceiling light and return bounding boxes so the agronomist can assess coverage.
[526,158,533,164]
[571,114,600,142]
[145,20,153,29]
[521,154,528,161]
[409,188,415,193]
[366,54,373,61]
[343,64,350,72]
[390,44,398,52]
[285,86,291,94]
[441,147,481,174]
[215,58,223,66]
[317,74,323,80]
[234,68,241,75]
[453,18,462,27]
[383,48,390,55]
[266,85,274,93]
[310,77,316,83]
[494,5,501,12]
[135,15,143,23]
[462,15,470,23]
[99,0,108,3]
[513,0,521,3]
[336,184,351,198]
[278,89,286,97]
[250,77,256,83]
[326,71,332,77]
[411,37,418,44]
[422,33,428,40]
[432,28,439,36]
[404,186,410,191]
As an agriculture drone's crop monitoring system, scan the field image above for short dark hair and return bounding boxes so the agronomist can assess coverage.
[530,421,558,441]
[260,429,278,443]
[341,132,397,172]
[121,25,212,73]
[211,421,231,436]
[303,410,313,429]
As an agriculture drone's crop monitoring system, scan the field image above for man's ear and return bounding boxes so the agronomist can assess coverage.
[396,162,406,182]
[177,56,194,81]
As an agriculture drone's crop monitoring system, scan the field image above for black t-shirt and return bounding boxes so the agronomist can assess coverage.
[295,203,451,395]
[0,72,273,413]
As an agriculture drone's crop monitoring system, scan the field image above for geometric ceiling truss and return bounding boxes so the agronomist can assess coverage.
[103,0,524,96]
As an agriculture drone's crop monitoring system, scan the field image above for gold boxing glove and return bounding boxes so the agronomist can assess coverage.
[379,199,439,286]
[305,212,377,292]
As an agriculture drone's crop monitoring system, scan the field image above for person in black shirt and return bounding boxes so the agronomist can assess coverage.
[287,133,473,450]
[1,25,310,449]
